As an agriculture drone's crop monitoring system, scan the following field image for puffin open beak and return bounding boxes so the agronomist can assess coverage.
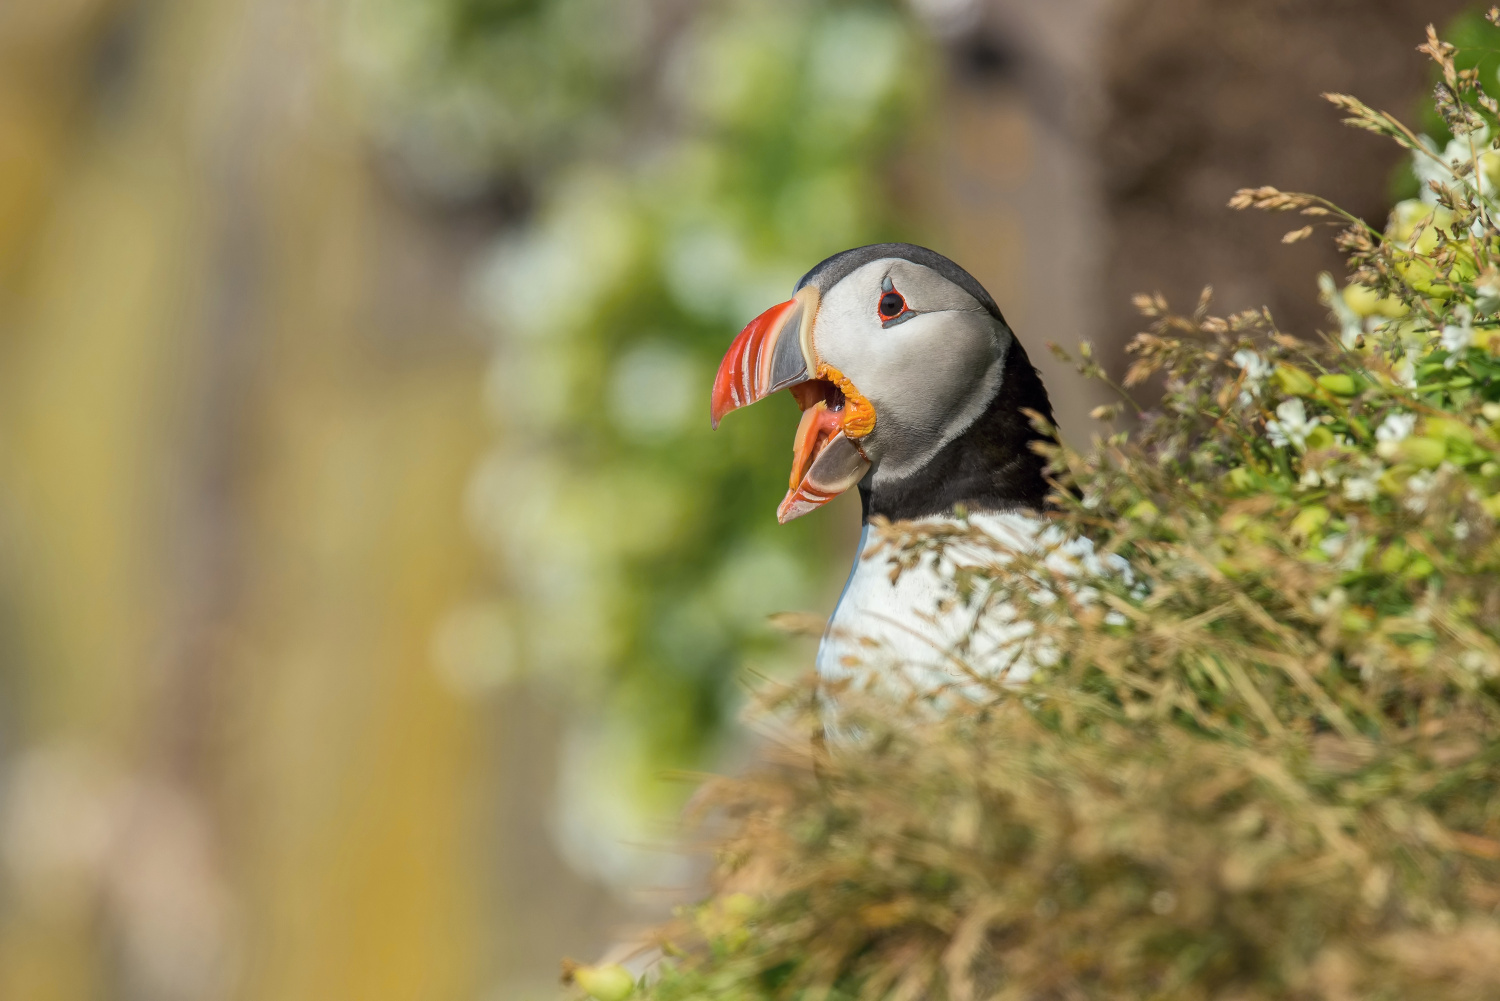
[711,286,875,523]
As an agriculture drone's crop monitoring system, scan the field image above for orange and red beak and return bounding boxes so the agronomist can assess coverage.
[711,286,875,523]
[710,288,817,429]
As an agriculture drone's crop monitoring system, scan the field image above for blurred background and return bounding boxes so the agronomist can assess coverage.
[0,0,1476,998]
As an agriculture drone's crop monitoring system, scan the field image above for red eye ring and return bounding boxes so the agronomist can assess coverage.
[877,288,907,321]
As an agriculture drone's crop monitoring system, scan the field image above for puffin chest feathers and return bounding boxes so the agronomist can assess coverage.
[710,243,1060,698]
[817,511,1047,702]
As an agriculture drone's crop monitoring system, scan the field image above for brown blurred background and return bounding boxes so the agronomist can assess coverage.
[0,1,1470,999]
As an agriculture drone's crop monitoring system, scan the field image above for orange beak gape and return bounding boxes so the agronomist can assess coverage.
[711,287,875,523]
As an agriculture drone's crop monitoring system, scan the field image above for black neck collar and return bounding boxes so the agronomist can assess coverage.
[857,338,1055,524]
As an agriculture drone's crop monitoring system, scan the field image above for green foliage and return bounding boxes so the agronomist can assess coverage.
[348,0,935,858]
[633,23,1500,1000]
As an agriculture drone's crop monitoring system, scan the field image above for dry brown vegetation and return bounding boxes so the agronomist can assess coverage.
[616,20,1500,1001]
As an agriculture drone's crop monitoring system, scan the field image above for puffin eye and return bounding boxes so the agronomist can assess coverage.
[877,289,907,321]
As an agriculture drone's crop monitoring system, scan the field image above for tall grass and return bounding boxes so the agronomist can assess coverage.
[614,21,1500,1001]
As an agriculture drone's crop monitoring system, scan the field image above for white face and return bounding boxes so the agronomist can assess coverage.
[812,257,1013,483]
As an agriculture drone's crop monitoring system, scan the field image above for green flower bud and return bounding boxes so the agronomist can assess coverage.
[1305,426,1335,451]
[1395,437,1447,468]
[1274,364,1317,397]
[1402,555,1435,580]
[1342,283,1380,316]
[1225,467,1256,492]
[1425,416,1474,446]
[1343,283,1408,319]
[1378,542,1408,574]
[1290,505,1330,541]
[1387,200,1454,250]
[1396,257,1452,298]
[722,893,760,920]
[573,965,636,1001]
[1316,374,1357,396]
[1378,467,1411,495]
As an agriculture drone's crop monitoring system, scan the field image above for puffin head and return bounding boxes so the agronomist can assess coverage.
[711,243,1055,524]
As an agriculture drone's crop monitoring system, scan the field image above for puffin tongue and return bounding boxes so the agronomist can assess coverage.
[778,400,871,524]
[788,401,845,490]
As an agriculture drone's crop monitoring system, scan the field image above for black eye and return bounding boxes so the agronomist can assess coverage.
[877,290,906,321]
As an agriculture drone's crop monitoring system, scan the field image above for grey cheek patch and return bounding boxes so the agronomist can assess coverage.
[868,316,1010,484]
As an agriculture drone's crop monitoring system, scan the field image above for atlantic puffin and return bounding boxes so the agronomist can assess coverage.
[711,243,1065,699]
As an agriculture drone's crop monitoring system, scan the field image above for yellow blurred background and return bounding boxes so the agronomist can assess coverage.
[0,1,1467,999]
[1,2,494,997]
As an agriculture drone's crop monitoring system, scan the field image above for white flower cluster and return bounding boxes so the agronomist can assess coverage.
[1375,411,1416,444]
[1317,529,1369,571]
[1477,272,1500,317]
[1266,399,1324,450]
[1341,469,1379,502]
[1440,303,1475,363]
[1296,445,1383,502]
[1415,125,1500,206]
[1230,348,1271,406]
[1288,411,1424,504]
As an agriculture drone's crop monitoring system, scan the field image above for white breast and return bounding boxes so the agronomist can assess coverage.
[814,511,1041,703]
[815,510,1130,709]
